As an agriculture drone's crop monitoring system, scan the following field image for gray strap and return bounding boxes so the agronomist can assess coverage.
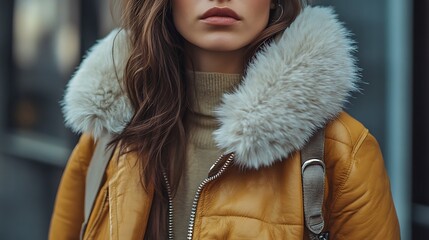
[301,129,326,239]
[80,134,114,239]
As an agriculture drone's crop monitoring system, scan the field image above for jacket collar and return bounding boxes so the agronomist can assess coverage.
[63,6,359,169]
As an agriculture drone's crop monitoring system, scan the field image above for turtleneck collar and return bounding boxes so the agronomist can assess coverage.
[185,71,242,148]
[186,71,242,117]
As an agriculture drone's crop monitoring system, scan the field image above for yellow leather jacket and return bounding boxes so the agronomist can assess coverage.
[50,6,400,240]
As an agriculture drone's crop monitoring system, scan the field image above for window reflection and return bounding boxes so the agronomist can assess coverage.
[11,0,80,138]
[0,1,120,239]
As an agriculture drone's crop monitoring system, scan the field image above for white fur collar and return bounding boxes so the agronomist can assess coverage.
[63,6,358,169]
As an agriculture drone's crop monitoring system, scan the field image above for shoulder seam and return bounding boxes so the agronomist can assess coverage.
[352,128,369,156]
[336,116,354,146]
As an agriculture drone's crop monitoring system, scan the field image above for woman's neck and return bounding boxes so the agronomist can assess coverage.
[185,43,246,74]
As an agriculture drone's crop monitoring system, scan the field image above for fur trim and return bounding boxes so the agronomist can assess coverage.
[213,6,358,168]
[62,29,133,139]
[63,6,359,169]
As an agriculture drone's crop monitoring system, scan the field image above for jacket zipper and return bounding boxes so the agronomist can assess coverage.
[187,153,235,240]
[163,153,235,240]
[163,171,174,240]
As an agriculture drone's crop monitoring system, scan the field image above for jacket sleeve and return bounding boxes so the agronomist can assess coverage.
[327,132,400,239]
[49,134,96,240]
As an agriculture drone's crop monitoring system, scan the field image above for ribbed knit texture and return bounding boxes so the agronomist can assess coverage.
[173,72,242,240]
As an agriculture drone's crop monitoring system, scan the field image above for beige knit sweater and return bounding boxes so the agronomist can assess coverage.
[173,72,242,239]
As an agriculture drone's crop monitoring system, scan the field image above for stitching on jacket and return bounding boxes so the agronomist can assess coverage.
[108,154,122,240]
[351,129,369,156]
[86,188,109,239]
[201,214,302,226]
[325,137,353,148]
[326,127,369,227]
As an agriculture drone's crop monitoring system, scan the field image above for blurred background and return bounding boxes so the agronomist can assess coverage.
[0,0,426,239]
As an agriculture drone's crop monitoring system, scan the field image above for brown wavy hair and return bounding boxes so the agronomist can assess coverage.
[114,0,306,238]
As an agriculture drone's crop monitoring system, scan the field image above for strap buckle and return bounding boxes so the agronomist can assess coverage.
[301,158,326,234]
[302,159,325,174]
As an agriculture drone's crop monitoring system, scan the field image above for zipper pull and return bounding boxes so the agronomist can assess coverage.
[208,153,231,178]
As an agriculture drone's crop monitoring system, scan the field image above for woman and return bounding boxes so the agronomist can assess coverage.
[50,0,400,239]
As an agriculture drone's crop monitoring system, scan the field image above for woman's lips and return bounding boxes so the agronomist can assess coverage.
[200,7,241,26]
[201,16,238,25]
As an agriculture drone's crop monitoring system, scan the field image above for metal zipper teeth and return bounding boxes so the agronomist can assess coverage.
[187,153,235,240]
[163,171,174,240]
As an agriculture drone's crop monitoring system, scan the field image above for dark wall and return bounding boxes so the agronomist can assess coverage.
[412,0,429,237]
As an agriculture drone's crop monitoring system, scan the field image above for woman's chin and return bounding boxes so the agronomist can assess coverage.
[195,41,248,53]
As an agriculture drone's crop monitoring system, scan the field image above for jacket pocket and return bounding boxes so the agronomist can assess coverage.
[84,187,110,240]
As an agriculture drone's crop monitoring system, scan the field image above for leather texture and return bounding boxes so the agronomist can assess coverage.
[49,112,400,239]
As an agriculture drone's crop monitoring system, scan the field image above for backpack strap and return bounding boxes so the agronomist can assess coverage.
[301,128,327,240]
[80,134,115,240]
